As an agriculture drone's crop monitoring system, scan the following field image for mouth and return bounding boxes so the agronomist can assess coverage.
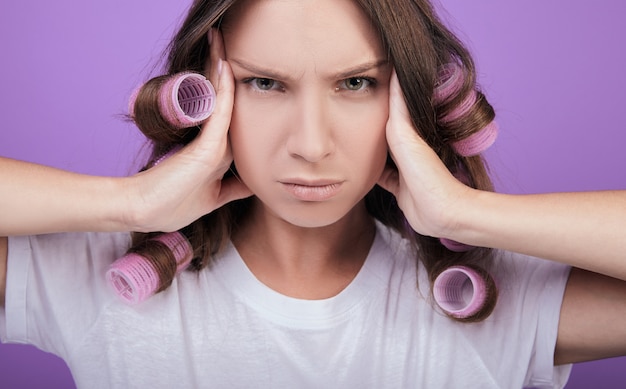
[280,180,343,201]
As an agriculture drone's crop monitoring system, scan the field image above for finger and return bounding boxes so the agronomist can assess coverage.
[385,71,415,166]
[376,166,399,197]
[207,28,227,90]
[388,70,412,128]
[386,71,414,156]
[196,59,235,147]
[386,70,433,161]
[215,176,254,209]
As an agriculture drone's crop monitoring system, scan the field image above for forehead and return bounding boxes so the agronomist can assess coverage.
[222,0,385,75]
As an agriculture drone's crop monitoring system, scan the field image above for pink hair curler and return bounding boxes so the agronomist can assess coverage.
[160,72,216,128]
[433,265,487,319]
[439,90,477,124]
[451,120,499,157]
[151,144,184,168]
[433,63,499,157]
[433,62,464,104]
[106,231,193,304]
[130,72,216,129]
[439,238,473,252]
[434,63,477,125]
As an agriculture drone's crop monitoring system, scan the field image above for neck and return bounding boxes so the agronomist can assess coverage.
[232,199,376,299]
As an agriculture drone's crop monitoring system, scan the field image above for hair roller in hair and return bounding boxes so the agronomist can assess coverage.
[433,265,488,319]
[434,62,475,122]
[106,231,193,304]
[433,63,464,105]
[451,121,499,157]
[130,72,216,129]
[150,144,184,168]
[439,238,473,252]
[433,63,499,157]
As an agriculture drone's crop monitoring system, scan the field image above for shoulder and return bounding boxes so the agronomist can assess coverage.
[7,231,132,306]
[491,250,571,300]
[10,231,131,264]
[2,232,132,350]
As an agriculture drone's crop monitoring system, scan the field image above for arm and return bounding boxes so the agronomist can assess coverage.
[0,237,6,307]
[555,268,626,364]
[0,31,250,307]
[0,158,130,235]
[453,190,626,280]
[0,31,250,237]
[380,72,626,364]
[379,72,626,280]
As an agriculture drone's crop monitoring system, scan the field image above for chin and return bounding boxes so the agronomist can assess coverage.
[271,199,368,230]
[277,209,346,229]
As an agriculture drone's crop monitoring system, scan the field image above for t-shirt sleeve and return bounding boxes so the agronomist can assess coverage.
[493,252,573,388]
[0,232,130,357]
[525,262,572,388]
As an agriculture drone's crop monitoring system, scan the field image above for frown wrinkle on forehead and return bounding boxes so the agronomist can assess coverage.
[221,0,385,81]
[228,57,389,84]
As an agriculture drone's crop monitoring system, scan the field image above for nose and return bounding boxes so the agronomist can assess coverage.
[286,91,334,163]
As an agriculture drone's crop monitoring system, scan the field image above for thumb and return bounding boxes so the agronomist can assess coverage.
[386,70,438,167]
[195,58,235,150]
[377,166,399,197]
[388,70,412,128]
[386,71,419,155]
[215,175,254,209]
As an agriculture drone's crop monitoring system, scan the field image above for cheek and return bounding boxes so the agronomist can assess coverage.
[230,106,259,180]
[366,95,390,162]
[229,96,280,174]
[337,99,389,172]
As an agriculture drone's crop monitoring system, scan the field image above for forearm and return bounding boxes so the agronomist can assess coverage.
[452,190,626,279]
[0,157,131,236]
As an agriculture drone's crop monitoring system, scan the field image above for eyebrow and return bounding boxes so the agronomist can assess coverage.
[229,58,389,81]
[334,59,389,79]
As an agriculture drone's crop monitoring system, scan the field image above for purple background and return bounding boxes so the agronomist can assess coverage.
[0,1,624,387]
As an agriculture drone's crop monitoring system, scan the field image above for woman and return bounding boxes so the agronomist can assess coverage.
[1,0,625,387]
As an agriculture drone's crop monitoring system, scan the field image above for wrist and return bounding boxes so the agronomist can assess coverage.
[116,175,152,233]
[437,186,488,244]
[88,176,137,233]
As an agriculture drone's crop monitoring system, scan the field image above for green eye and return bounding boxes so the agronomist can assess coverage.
[341,77,373,91]
[254,78,276,90]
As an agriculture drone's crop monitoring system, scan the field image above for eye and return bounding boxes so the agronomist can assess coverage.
[246,77,279,91]
[255,78,275,90]
[339,77,375,92]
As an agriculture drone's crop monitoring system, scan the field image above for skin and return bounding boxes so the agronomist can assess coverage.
[381,70,626,365]
[0,0,625,369]
[222,0,391,299]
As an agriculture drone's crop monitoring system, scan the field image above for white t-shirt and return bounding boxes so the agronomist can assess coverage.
[0,223,572,388]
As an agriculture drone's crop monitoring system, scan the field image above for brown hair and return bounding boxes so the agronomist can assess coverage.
[128,0,497,322]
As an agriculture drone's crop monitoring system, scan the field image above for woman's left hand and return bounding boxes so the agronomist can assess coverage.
[377,71,474,239]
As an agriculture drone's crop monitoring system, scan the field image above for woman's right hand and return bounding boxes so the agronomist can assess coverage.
[123,28,252,233]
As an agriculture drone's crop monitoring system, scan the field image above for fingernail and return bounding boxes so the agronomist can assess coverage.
[217,58,223,76]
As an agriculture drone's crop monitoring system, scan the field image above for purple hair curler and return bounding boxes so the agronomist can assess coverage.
[433,63,499,157]
[433,62,464,104]
[160,72,216,128]
[451,120,499,157]
[150,144,184,168]
[433,265,488,319]
[106,231,193,304]
[439,238,473,252]
[130,72,216,129]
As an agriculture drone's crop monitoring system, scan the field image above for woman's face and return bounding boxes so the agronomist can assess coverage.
[223,0,391,228]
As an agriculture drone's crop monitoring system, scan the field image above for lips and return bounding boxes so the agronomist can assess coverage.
[280,179,343,201]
